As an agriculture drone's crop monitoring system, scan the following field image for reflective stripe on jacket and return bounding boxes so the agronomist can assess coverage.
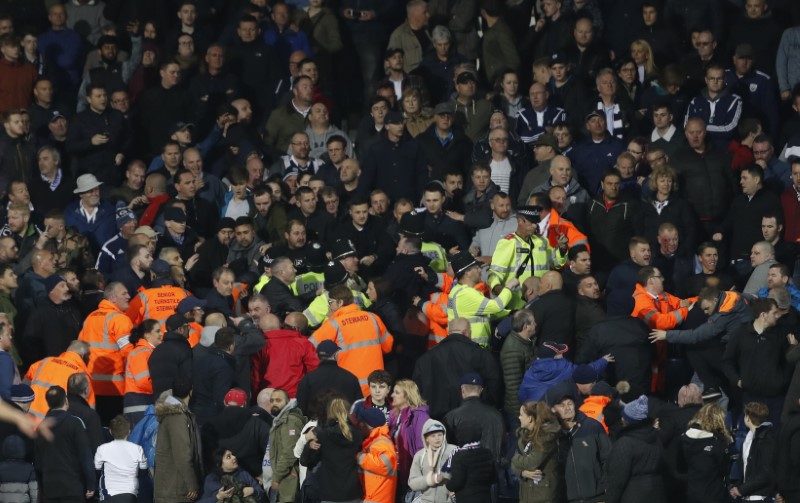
[24,351,95,422]
[78,299,133,395]
[447,283,512,347]
[310,304,393,396]
[124,339,155,395]
[125,285,190,324]
[357,425,398,503]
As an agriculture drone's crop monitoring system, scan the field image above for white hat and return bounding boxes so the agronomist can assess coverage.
[73,174,103,194]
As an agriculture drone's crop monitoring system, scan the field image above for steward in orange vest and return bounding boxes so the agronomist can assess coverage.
[353,403,398,503]
[310,285,393,396]
[631,267,692,330]
[123,318,162,423]
[24,341,94,423]
[125,260,190,325]
[539,207,590,253]
[78,282,134,396]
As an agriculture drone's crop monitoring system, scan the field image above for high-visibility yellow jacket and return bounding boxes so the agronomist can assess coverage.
[303,289,372,327]
[25,351,95,423]
[447,283,512,347]
[310,304,393,395]
[358,425,398,503]
[78,300,133,396]
[254,274,270,294]
[487,232,566,309]
[421,241,448,272]
[289,271,325,298]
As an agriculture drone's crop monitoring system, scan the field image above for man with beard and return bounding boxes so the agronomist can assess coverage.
[173,168,217,239]
[15,248,57,325]
[0,109,36,193]
[265,388,305,503]
[77,34,142,113]
[23,275,82,363]
[111,244,153,298]
[253,186,287,249]
[227,217,264,278]
[189,219,234,291]
[470,192,517,261]
[269,220,325,276]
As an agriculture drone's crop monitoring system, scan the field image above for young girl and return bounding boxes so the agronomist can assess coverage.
[408,419,457,502]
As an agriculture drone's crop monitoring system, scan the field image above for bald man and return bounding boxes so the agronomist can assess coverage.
[530,271,576,351]
[251,313,318,398]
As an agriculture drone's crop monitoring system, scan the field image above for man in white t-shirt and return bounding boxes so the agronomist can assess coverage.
[94,415,148,502]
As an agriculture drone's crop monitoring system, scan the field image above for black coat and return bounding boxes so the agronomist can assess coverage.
[65,107,130,183]
[190,237,229,290]
[191,347,237,425]
[531,289,576,350]
[445,445,497,503]
[738,423,776,498]
[22,299,82,363]
[202,405,270,477]
[416,123,474,181]
[605,423,666,503]
[586,196,644,273]
[28,172,75,216]
[641,194,697,256]
[34,409,97,498]
[775,413,800,498]
[412,333,502,419]
[575,295,607,349]
[576,316,653,397]
[723,323,791,398]
[679,426,734,503]
[137,84,193,156]
[295,360,362,415]
[605,260,642,317]
[383,252,438,309]
[260,278,305,318]
[443,397,504,464]
[328,215,395,276]
[149,331,193,400]
[719,188,782,260]
[301,420,364,502]
[66,393,105,454]
[671,144,736,222]
[360,135,427,203]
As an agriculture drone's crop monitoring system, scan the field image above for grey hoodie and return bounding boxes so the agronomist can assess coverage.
[408,419,458,503]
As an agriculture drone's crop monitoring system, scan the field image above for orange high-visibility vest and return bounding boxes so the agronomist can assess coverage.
[125,285,190,325]
[543,209,590,252]
[357,425,398,503]
[124,339,155,395]
[580,395,612,433]
[310,304,394,396]
[631,283,690,330]
[78,300,134,396]
[187,322,203,347]
[421,292,449,347]
[24,351,95,423]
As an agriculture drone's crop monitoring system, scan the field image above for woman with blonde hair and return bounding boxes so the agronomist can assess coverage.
[389,379,430,499]
[642,163,696,256]
[402,87,434,137]
[631,39,657,84]
[679,403,735,503]
[301,398,364,503]
[511,401,561,502]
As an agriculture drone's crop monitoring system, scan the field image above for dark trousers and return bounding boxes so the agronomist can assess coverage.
[107,494,138,503]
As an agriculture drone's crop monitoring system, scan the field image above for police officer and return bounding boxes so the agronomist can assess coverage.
[448,251,518,347]
[399,211,449,273]
[304,261,372,328]
[487,205,568,309]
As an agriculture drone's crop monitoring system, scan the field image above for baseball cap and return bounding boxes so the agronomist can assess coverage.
[538,341,569,358]
[164,206,187,223]
[176,296,207,315]
[166,313,189,331]
[224,388,248,407]
[456,71,477,84]
[317,340,340,358]
[459,372,484,386]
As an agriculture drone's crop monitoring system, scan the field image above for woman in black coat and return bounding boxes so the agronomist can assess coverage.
[301,398,364,503]
[445,421,497,503]
[641,164,697,255]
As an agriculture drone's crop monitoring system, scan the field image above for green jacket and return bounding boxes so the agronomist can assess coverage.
[500,332,535,416]
[482,18,520,84]
[268,400,306,502]
[511,423,562,503]
[265,104,307,152]
[153,399,202,503]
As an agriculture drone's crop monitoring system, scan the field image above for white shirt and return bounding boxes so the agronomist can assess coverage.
[224,198,250,220]
[94,440,147,496]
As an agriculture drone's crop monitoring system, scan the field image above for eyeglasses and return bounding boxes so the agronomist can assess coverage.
[291,141,310,146]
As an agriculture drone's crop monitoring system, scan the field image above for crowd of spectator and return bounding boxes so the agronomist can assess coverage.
[4,0,800,502]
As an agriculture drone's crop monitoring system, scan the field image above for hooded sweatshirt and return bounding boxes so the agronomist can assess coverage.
[408,419,458,503]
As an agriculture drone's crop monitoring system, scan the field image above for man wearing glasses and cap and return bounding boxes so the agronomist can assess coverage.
[488,205,568,310]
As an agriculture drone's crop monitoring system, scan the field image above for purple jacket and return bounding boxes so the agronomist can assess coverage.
[390,404,431,491]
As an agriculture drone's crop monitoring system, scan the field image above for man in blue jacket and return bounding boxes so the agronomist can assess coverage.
[685,64,743,151]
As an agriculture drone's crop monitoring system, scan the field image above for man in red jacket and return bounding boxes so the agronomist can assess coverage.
[250,313,318,397]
